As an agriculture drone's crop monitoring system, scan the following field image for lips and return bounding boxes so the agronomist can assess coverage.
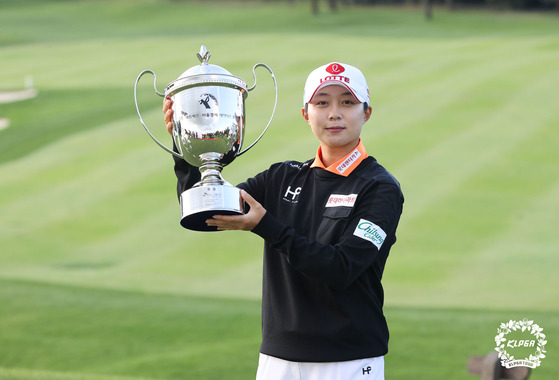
[326,126,345,132]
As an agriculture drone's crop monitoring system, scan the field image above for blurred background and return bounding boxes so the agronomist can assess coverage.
[1,1,558,379]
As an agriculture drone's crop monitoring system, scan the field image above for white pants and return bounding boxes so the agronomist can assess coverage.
[255,353,384,380]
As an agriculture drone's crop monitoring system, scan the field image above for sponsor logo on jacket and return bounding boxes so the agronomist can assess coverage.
[326,194,357,208]
[353,219,386,249]
[283,186,302,203]
[336,149,361,175]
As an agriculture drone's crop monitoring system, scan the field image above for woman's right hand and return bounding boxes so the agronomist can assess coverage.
[163,97,174,135]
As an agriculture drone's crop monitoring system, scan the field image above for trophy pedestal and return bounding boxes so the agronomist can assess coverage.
[179,185,244,231]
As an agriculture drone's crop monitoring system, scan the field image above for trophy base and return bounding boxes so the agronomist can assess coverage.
[179,185,244,231]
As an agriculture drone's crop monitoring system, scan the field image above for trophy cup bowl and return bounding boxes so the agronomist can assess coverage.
[134,45,277,231]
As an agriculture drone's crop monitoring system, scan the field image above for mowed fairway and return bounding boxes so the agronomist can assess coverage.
[1,1,558,379]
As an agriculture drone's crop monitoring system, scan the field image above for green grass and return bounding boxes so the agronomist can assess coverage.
[1,279,557,379]
[1,1,558,379]
[0,279,261,380]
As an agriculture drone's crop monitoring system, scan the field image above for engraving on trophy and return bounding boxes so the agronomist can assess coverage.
[202,187,221,207]
[199,93,217,109]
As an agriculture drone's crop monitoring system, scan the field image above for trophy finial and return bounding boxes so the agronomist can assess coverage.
[197,45,211,64]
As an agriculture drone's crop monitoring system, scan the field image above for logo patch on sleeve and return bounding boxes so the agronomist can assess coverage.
[353,219,387,249]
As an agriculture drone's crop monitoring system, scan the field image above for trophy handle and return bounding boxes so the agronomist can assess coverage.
[134,69,184,159]
[237,63,278,157]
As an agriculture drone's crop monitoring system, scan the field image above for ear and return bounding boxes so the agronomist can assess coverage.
[363,106,372,123]
[302,107,310,124]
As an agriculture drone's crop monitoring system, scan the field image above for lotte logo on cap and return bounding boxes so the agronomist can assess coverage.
[326,63,345,74]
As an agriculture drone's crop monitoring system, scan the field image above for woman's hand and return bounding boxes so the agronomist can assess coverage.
[163,96,174,135]
[205,190,266,231]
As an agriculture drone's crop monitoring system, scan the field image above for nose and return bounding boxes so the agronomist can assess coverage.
[328,106,341,120]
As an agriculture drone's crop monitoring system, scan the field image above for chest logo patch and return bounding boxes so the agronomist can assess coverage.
[283,186,302,203]
[353,219,386,250]
[326,194,357,208]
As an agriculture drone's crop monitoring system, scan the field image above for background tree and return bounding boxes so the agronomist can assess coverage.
[424,0,433,19]
[311,0,339,14]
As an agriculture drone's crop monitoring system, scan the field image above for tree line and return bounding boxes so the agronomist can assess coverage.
[277,0,559,13]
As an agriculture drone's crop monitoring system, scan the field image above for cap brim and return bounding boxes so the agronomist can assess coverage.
[305,81,363,104]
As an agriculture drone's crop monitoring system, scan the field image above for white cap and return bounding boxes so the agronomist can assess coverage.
[303,62,370,105]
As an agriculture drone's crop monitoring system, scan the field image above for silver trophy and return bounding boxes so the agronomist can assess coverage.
[134,45,277,231]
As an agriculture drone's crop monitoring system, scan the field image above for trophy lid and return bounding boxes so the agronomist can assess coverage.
[165,45,247,97]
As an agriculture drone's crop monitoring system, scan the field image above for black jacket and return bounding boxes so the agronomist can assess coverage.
[174,155,404,362]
